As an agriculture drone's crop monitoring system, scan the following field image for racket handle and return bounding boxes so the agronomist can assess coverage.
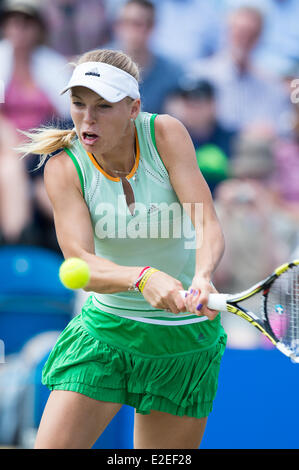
[179,291,228,312]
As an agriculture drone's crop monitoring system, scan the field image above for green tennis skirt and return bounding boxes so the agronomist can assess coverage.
[42,295,227,419]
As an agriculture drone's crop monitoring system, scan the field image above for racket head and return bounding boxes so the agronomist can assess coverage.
[262,260,299,359]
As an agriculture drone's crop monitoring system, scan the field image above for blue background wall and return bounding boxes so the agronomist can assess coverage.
[200,348,299,449]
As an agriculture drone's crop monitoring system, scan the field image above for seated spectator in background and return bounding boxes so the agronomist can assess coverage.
[189,5,293,136]
[0,0,71,128]
[42,0,111,59]
[223,0,299,78]
[106,0,184,114]
[0,115,33,245]
[0,0,71,252]
[268,63,299,216]
[149,0,225,66]
[164,78,237,195]
[214,131,297,294]
[237,60,299,218]
[213,131,298,348]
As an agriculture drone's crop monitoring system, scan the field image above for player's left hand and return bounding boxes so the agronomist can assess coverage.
[184,276,219,320]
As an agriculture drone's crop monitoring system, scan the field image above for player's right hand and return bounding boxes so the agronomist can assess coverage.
[141,271,186,314]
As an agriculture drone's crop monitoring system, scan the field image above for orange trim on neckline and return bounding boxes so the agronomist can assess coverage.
[86,129,140,182]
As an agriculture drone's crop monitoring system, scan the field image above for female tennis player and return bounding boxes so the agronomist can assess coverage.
[21,49,227,449]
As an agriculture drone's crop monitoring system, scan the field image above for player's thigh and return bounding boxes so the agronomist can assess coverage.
[35,390,122,449]
[134,409,208,449]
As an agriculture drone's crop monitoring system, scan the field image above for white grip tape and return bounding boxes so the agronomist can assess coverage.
[179,291,228,312]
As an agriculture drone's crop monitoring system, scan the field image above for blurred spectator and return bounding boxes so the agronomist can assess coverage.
[0,0,71,252]
[106,0,184,114]
[214,132,297,294]
[213,131,298,348]
[263,62,299,217]
[0,115,33,245]
[149,0,225,66]
[189,5,293,136]
[41,0,111,59]
[0,0,71,128]
[164,78,237,195]
[223,0,299,77]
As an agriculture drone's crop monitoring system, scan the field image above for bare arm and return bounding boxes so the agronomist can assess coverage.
[44,151,143,293]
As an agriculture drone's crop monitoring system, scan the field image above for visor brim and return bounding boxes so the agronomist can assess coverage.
[60,79,128,103]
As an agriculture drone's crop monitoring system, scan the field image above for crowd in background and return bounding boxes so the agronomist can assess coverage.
[0,0,298,348]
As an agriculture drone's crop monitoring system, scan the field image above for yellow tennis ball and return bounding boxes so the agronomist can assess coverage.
[59,258,90,290]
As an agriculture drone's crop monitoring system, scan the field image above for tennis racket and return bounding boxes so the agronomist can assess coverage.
[180,260,299,362]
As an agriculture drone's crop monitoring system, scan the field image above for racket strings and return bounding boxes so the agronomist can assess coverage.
[266,265,299,355]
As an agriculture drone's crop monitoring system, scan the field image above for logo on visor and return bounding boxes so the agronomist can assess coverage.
[85,68,101,78]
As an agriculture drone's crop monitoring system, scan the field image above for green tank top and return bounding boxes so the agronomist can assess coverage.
[64,112,221,338]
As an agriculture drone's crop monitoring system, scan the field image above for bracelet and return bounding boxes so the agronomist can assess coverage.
[128,266,151,292]
[138,268,160,293]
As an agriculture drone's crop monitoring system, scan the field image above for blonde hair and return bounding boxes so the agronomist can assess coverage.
[19,49,140,169]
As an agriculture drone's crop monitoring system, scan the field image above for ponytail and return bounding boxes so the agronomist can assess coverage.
[18,127,76,169]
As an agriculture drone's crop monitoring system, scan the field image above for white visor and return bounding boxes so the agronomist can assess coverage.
[60,61,140,102]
